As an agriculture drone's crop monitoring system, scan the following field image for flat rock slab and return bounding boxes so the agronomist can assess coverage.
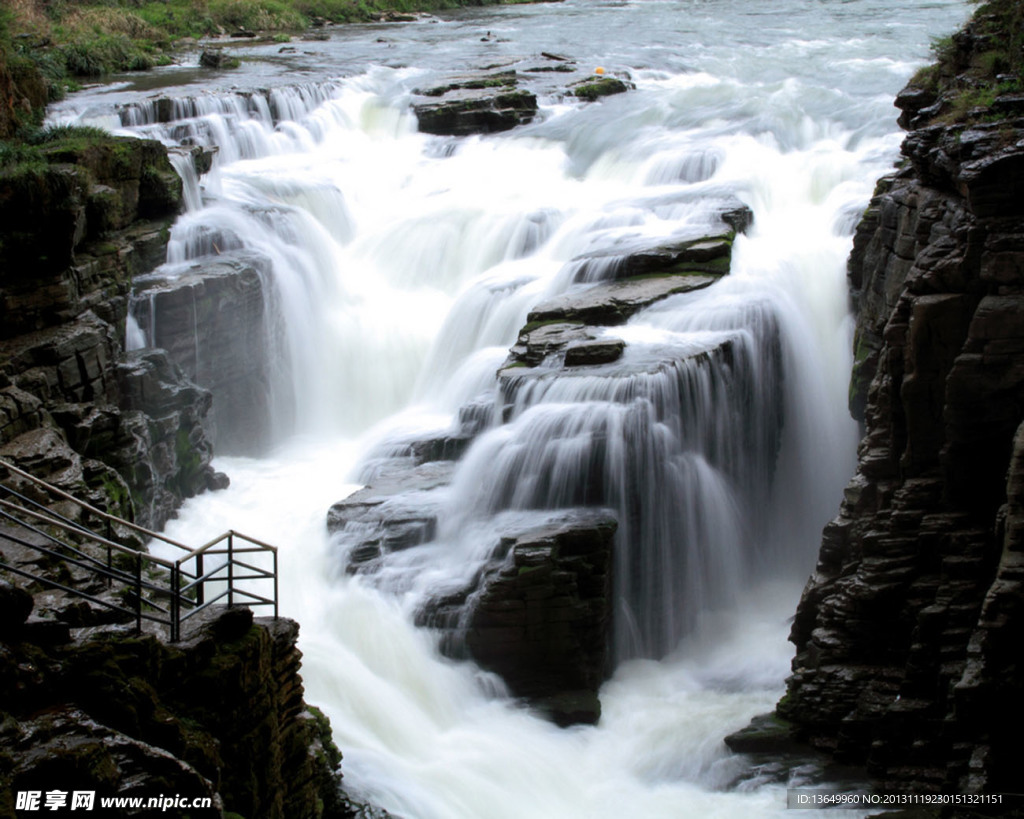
[526,273,721,327]
[326,461,455,572]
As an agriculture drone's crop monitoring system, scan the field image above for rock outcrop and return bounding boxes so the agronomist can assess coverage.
[567,75,634,101]
[328,212,759,719]
[499,213,746,377]
[424,511,616,727]
[412,70,538,136]
[130,252,274,454]
[0,604,352,818]
[0,133,224,529]
[778,6,1024,798]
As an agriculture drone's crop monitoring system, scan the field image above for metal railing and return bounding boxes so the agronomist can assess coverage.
[0,458,277,641]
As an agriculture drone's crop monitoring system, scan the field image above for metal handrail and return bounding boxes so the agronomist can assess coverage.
[0,459,193,552]
[0,458,278,641]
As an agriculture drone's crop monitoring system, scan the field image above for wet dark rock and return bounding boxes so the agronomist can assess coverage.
[525,63,576,74]
[116,348,225,527]
[130,252,272,455]
[0,579,33,636]
[0,139,179,338]
[412,70,537,136]
[414,70,518,97]
[199,48,240,69]
[563,338,625,367]
[782,13,1024,796]
[568,75,634,101]
[506,321,593,368]
[525,273,720,327]
[572,231,735,282]
[724,712,807,756]
[423,510,617,726]
[0,134,222,530]
[327,461,455,574]
[0,609,350,819]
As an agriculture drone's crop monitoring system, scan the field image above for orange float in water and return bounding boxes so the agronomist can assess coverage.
[594,66,605,75]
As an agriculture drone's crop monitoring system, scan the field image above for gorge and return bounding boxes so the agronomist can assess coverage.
[5,0,1020,815]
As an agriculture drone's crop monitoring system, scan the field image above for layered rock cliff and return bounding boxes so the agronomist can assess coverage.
[0,130,226,529]
[779,3,1024,799]
[0,602,351,818]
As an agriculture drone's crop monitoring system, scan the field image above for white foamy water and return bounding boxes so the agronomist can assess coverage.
[53,0,970,814]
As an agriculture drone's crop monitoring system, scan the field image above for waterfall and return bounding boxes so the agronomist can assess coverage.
[47,0,972,813]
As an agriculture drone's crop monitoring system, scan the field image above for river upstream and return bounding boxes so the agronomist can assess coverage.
[51,0,967,815]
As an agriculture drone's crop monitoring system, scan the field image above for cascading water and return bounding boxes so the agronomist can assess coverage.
[48,0,969,815]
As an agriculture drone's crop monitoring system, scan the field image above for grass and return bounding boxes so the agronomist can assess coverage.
[1,123,131,170]
[2,0,545,91]
[907,0,1024,125]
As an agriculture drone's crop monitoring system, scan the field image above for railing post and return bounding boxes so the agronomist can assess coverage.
[196,553,204,606]
[273,549,279,620]
[134,555,142,635]
[170,561,180,642]
[227,532,234,608]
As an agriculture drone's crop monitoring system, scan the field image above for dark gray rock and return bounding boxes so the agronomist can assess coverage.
[412,71,537,136]
[783,12,1024,796]
[130,251,272,455]
[327,461,455,573]
[422,510,617,727]
[0,579,34,635]
[525,273,720,327]
[568,75,634,101]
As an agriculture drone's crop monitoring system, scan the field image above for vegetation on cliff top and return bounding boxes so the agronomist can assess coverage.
[908,0,1024,124]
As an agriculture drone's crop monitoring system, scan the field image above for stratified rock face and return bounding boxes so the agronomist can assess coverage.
[0,135,222,528]
[327,460,455,572]
[130,252,273,455]
[0,606,348,819]
[781,24,1024,794]
[502,217,746,373]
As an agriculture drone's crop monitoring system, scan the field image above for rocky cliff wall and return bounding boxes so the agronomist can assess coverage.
[779,6,1024,799]
[0,599,353,819]
[0,133,226,529]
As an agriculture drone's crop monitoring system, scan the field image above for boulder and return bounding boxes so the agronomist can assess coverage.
[199,48,240,70]
[423,511,617,726]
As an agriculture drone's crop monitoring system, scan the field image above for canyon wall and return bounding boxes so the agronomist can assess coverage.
[0,132,226,529]
[779,8,1024,798]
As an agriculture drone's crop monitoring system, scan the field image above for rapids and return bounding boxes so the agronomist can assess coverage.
[48,0,969,815]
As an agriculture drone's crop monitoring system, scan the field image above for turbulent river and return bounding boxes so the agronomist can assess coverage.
[52,0,967,815]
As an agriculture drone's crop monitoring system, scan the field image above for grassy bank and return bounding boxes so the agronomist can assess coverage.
[1,0,531,105]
